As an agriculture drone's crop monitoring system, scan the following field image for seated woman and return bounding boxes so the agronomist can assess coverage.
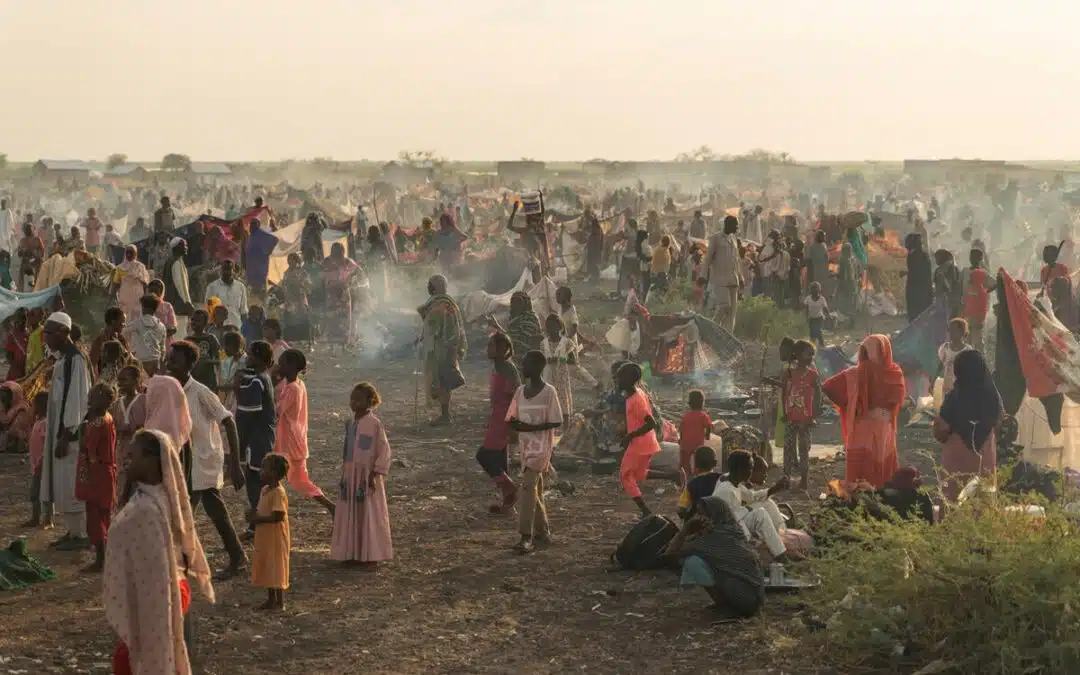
[0,381,32,453]
[665,496,765,620]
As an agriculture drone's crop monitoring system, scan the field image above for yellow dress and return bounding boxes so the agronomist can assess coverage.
[252,485,291,590]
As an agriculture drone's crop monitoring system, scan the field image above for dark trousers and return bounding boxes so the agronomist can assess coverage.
[808,317,825,346]
[190,487,246,566]
[476,447,509,478]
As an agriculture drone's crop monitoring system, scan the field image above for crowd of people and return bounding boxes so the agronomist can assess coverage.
[0,176,1052,672]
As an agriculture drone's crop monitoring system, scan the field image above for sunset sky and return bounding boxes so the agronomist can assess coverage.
[2,1,1075,162]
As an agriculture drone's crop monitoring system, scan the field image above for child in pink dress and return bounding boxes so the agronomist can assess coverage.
[273,348,334,515]
[23,392,49,527]
[330,382,393,564]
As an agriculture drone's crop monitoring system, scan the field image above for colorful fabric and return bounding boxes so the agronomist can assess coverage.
[0,381,32,440]
[75,413,116,510]
[252,485,290,589]
[1000,269,1080,399]
[678,410,712,476]
[891,301,949,377]
[418,294,467,399]
[0,539,55,591]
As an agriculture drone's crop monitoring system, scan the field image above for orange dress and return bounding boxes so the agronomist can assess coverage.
[251,485,290,590]
[823,335,906,489]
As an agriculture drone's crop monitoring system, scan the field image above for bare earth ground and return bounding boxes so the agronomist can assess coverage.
[0,304,929,675]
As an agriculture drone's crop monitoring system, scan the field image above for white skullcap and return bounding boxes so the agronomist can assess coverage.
[170,237,186,248]
[46,311,72,329]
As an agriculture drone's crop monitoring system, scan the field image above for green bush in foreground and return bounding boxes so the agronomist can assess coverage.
[798,495,1080,674]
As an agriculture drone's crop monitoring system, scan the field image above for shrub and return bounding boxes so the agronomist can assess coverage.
[797,493,1080,674]
[734,295,804,342]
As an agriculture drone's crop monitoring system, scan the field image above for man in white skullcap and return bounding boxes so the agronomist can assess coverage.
[41,312,91,549]
[164,237,193,336]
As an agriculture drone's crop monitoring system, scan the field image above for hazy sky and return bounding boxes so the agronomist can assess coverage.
[2,1,1077,162]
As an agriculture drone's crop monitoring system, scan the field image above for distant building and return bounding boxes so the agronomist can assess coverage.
[33,159,98,183]
[105,163,152,181]
[381,161,433,185]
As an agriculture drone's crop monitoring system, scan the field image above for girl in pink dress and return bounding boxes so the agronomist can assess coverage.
[330,381,393,564]
[273,348,334,514]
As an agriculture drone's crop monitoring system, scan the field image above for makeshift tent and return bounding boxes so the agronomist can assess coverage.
[265,219,349,284]
[0,285,63,323]
[606,312,743,374]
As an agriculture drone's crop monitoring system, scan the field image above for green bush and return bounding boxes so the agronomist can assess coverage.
[797,493,1080,674]
[734,295,805,342]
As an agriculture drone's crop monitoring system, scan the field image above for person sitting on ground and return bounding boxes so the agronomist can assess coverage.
[711,450,790,563]
[665,496,765,620]
[677,445,723,521]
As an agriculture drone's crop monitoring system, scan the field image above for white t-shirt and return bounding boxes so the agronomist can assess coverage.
[938,343,972,394]
[804,295,829,319]
[505,383,562,472]
[184,376,233,491]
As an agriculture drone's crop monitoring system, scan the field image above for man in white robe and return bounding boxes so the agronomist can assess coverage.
[42,312,91,549]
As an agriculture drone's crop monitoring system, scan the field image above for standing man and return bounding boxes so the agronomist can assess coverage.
[0,199,13,253]
[165,340,248,579]
[417,274,467,426]
[689,210,707,240]
[83,208,103,257]
[42,312,91,549]
[204,260,249,328]
[153,195,175,233]
[705,215,743,332]
[164,237,194,337]
[243,218,278,301]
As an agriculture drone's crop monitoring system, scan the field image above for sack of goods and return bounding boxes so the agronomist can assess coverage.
[611,515,679,571]
[521,191,543,216]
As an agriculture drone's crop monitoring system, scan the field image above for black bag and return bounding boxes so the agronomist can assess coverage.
[611,515,679,570]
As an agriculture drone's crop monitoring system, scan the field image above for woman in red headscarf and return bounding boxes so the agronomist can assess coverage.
[822,334,906,488]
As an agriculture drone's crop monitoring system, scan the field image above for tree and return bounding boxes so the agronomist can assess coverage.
[675,145,717,162]
[106,153,128,170]
[161,153,192,172]
[727,149,797,164]
[397,150,446,168]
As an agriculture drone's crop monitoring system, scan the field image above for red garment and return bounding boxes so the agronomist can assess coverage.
[482,369,518,449]
[113,579,191,675]
[75,413,117,510]
[678,410,712,476]
[823,335,905,488]
[784,366,820,424]
[1040,263,1070,288]
[963,267,991,323]
[3,327,27,381]
[86,502,110,546]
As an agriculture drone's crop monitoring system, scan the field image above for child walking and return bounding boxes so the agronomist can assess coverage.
[110,365,146,495]
[249,453,290,611]
[23,392,50,528]
[274,348,335,515]
[236,340,277,537]
[781,340,820,489]
[507,350,563,553]
[76,383,118,573]
[218,331,245,410]
[618,362,659,517]
[804,282,830,347]
[476,332,521,514]
[540,313,596,420]
[331,382,393,564]
[678,390,713,482]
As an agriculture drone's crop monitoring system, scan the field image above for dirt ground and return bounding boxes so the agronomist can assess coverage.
[0,299,932,675]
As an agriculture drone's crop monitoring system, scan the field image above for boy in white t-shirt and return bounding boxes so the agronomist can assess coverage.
[804,281,830,347]
[506,350,563,554]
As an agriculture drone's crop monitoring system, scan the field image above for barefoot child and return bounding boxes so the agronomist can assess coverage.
[76,382,118,572]
[476,332,520,514]
[678,390,713,482]
[236,341,277,535]
[274,348,335,515]
[507,350,563,553]
[804,282,830,348]
[331,382,394,564]
[540,313,596,420]
[938,318,971,397]
[23,392,50,528]
[249,453,290,611]
[618,362,659,518]
[111,365,145,495]
[218,331,245,410]
[782,340,820,489]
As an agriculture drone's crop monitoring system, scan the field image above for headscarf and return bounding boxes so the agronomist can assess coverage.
[507,291,542,357]
[683,496,764,589]
[104,429,213,675]
[940,349,1003,452]
[144,375,192,450]
[833,334,905,444]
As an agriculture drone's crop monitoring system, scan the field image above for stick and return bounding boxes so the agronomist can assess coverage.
[414,342,421,426]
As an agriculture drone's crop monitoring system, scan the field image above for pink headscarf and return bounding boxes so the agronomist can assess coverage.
[143,375,192,450]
